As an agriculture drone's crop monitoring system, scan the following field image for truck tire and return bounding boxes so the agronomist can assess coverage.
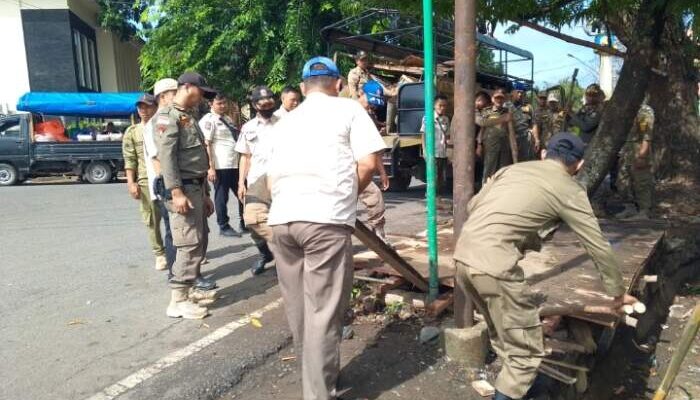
[85,161,113,184]
[0,163,18,186]
[388,169,412,192]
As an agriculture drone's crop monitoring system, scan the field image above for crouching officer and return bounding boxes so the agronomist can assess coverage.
[453,132,638,399]
[155,72,217,319]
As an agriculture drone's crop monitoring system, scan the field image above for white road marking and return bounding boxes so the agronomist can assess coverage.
[86,297,284,400]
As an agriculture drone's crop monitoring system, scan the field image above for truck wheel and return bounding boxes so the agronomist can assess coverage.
[388,170,412,192]
[85,161,113,184]
[0,163,18,186]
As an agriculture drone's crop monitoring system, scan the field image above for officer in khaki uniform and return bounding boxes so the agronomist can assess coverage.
[531,91,548,156]
[542,92,565,147]
[122,94,167,271]
[357,80,391,244]
[617,104,655,219]
[454,132,637,400]
[347,51,371,99]
[508,86,535,161]
[568,84,605,144]
[155,72,217,319]
[476,89,515,183]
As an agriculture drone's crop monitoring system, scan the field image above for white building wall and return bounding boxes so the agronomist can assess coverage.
[0,1,31,113]
[0,0,141,112]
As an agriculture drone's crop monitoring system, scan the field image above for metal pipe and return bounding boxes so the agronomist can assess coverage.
[452,0,476,327]
[422,0,439,303]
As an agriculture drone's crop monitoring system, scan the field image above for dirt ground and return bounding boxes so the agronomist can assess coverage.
[219,312,490,400]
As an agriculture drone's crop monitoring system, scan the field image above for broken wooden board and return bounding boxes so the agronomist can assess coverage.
[353,219,665,328]
[524,221,665,327]
[354,224,457,287]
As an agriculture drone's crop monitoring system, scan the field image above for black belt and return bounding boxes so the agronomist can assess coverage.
[245,195,271,206]
[181,178,205,186]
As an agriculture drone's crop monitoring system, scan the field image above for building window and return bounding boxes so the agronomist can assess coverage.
[72,29,99,91]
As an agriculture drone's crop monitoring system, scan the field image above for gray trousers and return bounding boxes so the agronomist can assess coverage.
[271,222,354,400]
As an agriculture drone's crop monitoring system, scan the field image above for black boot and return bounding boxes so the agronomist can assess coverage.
[194,275,217,291]
[251,242,274,275]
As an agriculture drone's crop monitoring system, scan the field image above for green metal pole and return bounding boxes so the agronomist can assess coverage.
[422,0,439,302]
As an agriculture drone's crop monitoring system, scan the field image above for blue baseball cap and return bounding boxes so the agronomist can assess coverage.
[301,56,340,80]
[547,132,585,163]
[362,80,385,107]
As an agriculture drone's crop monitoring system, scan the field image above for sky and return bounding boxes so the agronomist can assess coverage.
[492,22,601,89]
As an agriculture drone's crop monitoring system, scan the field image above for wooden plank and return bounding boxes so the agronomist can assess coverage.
[353,219,664,328]
[353,220,429,291]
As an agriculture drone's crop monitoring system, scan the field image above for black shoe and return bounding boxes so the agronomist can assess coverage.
[250,258,266,275]
[194,276,217,291]
[220,225,241,237]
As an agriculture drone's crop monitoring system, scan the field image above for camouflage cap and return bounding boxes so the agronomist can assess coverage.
[585,83,604,97]
[536,91,548,98]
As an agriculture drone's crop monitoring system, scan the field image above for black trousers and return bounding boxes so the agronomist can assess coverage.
[214,168,244,230]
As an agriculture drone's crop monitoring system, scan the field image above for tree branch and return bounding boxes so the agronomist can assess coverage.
[517,20,626,57]
[518,0,583,21]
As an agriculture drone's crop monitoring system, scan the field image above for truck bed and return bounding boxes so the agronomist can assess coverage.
[33,141,123,162]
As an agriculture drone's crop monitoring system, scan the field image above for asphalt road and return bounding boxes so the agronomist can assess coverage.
[0,179,431,400]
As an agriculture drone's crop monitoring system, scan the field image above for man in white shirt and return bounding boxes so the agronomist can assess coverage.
[200,93,244,237]
[267,57,385,400]
[235,85,279,275]
[273,85,301,119]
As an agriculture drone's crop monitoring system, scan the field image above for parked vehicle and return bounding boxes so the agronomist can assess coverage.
[322,9,534,191]
[0,92,140,186]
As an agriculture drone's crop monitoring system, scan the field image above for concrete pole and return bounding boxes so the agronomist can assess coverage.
[452,0,476,328]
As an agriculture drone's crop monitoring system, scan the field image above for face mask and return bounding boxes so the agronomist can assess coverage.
[257,108,275,119]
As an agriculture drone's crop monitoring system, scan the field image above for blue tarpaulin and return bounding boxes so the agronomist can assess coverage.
[16,92,143,117]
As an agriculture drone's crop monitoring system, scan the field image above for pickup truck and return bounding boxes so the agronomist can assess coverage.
[0,113,123,185]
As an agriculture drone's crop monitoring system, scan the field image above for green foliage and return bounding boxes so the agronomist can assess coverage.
[96,0,151,41]
[96,0,697,100]
[138,0,347,98]
[383,301,403,316]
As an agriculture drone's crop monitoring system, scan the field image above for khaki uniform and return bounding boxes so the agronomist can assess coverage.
[358,181,386,232]
[122,123,165,257]
[347,66,370,99]
[477,106,513,182]
[510,102,534,161]
[533,106,551,148]
[534,109,565,149]
[155,103,210,288]
[454,159,625,399]
[621,105,655,213]
[569,103,603,144]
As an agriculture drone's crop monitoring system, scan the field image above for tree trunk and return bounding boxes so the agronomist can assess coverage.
[648,24,700,182]
[577,45,656,193]
[577,0,668,194]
